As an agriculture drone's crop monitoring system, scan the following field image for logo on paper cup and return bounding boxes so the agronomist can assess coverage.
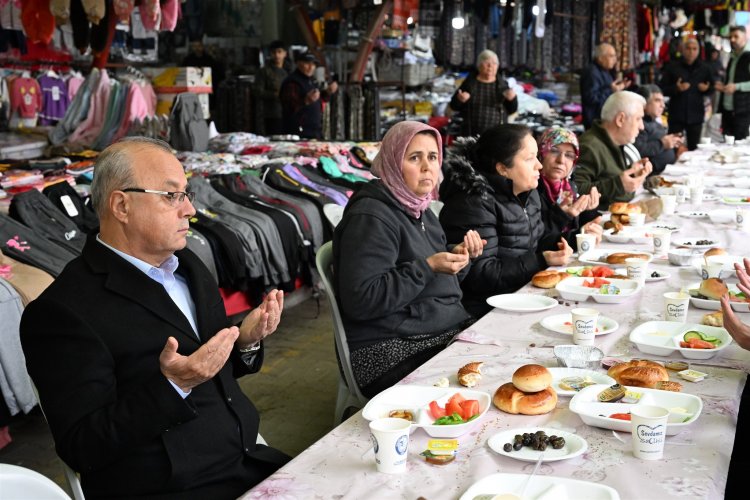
[636,424,665,445]
[371,434,379,454]
[395,435,408,455]
[575,319,594,333]
[581,241,590,252]
[701,268,709,280]
[667,303,685,316]
[654,238,663,248]
[738,213,745,225]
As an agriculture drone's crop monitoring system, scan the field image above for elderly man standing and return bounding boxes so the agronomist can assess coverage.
[716,26,750,140]
[21,137,289,499]
[449,49,518,136]
[580,43,631,129]
[573,91,653,209]
[660,38,713,150]
[633,84,683,175]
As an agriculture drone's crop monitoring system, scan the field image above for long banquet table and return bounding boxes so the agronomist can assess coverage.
[242,147,750,500]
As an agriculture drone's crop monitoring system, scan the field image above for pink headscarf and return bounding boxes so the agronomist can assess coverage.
[371,121,443,219]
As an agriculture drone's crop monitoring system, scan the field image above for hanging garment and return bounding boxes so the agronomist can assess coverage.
[49,67,100,145]
[42,180,99,234]
[81,0,104,24]
[9,189,86,254]
[113,0,134,23]
[0,213,78,277]
[38,74,70,125]
[0,277,37,416]
[20,0,55,45]
[69,0,90,53]
[50,0,71,23]
[170,93,209,152]
[9,77,42,119]
[68,69,110,146]
[160,0,179,31]
[139,0,160,31]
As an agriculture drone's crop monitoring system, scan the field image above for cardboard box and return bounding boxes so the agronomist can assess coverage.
[143,66,213,94]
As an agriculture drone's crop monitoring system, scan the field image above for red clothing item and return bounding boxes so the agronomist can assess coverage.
[10,77,42,118]
[21,0,55,45]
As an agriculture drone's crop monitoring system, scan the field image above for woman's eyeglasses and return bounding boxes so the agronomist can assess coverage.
[548,148,577,162]
[122,188,196,206]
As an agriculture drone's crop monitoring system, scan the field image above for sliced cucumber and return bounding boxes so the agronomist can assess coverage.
[683,331,703,342]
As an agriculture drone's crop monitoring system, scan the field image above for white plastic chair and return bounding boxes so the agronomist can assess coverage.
[315,241,369,425]
[30,383,85,500]
[0,463,71,499]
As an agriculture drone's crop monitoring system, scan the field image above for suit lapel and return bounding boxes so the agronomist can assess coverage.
[83,237,202,348]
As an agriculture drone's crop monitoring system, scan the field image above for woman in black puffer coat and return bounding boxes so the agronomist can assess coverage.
[439,124,574,318]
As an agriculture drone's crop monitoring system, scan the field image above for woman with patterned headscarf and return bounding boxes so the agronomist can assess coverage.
[333,121,485,398]
[536,127,603,246]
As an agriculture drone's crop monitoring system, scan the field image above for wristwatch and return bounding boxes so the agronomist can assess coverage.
[238,342,261,353]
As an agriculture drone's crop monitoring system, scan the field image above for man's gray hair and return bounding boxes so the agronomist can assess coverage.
[600,91,646,122]
[476,49,499,69]
[90,137,173,217]
[594,43,614,59]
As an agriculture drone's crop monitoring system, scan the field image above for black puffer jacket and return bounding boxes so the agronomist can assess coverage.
[439,144,559,317]
[333,180,471,351]
[536,183,601,249]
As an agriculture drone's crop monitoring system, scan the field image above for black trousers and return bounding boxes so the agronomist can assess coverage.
[726,378,750,499]
[721,110,750,140]
[667,121,703,150]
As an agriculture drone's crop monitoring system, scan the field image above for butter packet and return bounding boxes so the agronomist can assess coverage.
[678,369,707,382]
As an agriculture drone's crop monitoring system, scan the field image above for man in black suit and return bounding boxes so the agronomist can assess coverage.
[21,137,289,499]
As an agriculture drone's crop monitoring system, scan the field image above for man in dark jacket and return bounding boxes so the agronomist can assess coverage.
[633,84,683,175]
[21,137,289,499]
[659,38,713,150]
[716,26,750,139]
[255,40,291,135]
[581,43,631,129]
[574,91,653,209]
[279,51,338,139]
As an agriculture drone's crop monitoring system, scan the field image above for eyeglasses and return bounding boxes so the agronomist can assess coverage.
[548,147,577,162]
[122,188,195,206]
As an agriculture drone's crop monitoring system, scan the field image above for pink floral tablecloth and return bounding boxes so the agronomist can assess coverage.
[243,155,750,500]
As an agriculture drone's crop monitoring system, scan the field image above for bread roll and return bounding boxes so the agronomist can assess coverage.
[627,203,642,214]
[493,383,558,415]
[606,252,651,265]
[704,247,727,258]
[654,381,683,392]
[457,362,483,388]
[702,310,723,327]
[532,270,562,289]
[607,360,669,388]
[699,278,728,300]
[609,202,630,215]
[512,364,553,392]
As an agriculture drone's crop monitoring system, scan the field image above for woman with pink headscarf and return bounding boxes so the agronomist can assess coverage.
[333,121,484,398]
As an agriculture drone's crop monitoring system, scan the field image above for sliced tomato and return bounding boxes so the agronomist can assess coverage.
[592,266,615,278]
[447,393,466,405]
[429,401,446,420]
[459,399,480,420]
[592,277,611,288]
[609,413,631,420]
[446,400,463,418]
[680,341,690,348]
[581,268,594,277]
[686,338,715,349]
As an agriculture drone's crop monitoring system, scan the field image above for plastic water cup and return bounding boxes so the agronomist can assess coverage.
[674,184,688,203]
[725,135,736,145]
[737,209,749,232]
[626,257,649,286]
[369,418,411,473]
[661,194,677,216]
[571,308,599,346]
[576,233,596,255]
[690,186,704,207]
[631,405,669,460]
[652,229,672,257]
[664,292,690,322]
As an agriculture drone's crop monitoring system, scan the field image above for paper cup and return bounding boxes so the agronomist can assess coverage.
[737,209,749,232]
[571,307,599,346]
[674,184,688,203]
[690,186,704,207]
[629,213,646,227]
[576,233,596,254]
[369,418,411,473]
[625,257,649,285]
[631,405,669,460]
[661,194,677,216]
[664,292,690,323]
[725,135,736,145]
[699,137,711,144]
[652,229,672,257]
[701,258,724,280]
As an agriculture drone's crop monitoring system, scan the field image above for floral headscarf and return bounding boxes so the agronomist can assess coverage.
[537,127,580,206]
[371,121,443,218]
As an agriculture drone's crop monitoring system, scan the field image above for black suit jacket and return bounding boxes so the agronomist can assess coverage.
[21,236,287,499]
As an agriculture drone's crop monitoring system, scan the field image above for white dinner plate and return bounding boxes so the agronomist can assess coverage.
[676,211,709,218]
[646,222,680,232]
[487,427,588,462]
[459,472,620,500]
[646,270,671,282]
[547,367,616,397]
[686,281,750,312]
[671,236,720,249]
[361,385,492,438]
[603,227,652,244]
[486,294,558,313]
[578,249,654,267]
[539,313,619,336]
[629,320,732,359]
[722,197,750,205]
[556,277,642,303]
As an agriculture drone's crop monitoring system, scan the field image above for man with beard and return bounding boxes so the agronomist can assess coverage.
[716,26,750,139]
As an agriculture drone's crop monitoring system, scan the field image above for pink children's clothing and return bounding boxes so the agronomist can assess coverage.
[160,0,179,31]
[10,77,42,119]
[139,0,160,31]
[112,0,134,23]
[66,74,84,101]
[69,69,110,146]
